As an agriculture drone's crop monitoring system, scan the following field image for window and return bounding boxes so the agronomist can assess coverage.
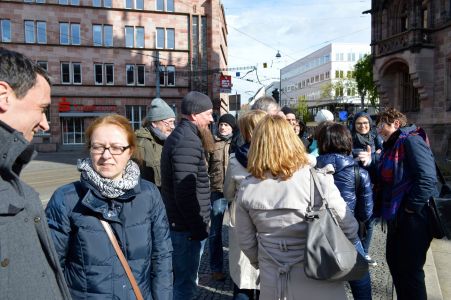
[125,0,143,9]
[156,27,174,49]
[61,117,85,145]
[60,23,81,45]
[25,20,47,44]
[93,24,113,46]
[1,19,11,42]
[93,0,111,7]
[156,28,164,48]
[156,0,174,11]
[347,53,355,61]
[25,0,46,2]
[158,65,176,86]
[94,63,114,85]
[59,0,79,4]
[125,26,144,48]
[37,21,46,43]
[167,28,174,49]
[126,64,145,85]
[126,105,146,130]
[24,21,35,43]
[60,62,82,84]
[37,61,48,71]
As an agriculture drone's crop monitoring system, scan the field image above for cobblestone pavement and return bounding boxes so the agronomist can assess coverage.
[193,223,394,300]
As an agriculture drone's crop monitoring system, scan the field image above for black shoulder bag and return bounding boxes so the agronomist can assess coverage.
[428,163,451,239]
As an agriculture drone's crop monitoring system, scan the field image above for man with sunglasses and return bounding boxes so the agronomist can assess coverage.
[135,97,176,189]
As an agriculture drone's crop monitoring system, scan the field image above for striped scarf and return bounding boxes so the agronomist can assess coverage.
[378,126,429,220]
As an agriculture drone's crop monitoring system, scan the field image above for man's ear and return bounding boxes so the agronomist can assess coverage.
[0,81,11,112]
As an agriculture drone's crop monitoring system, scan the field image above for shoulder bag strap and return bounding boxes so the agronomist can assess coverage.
[100,220,144,300]
[309,168,325,208]
[354,165,360,196]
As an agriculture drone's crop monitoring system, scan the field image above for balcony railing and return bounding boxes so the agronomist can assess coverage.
[374,28,434,57]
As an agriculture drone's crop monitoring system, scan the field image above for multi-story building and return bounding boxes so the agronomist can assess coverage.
[280,43,370,116]
[0,0,228,151]
[369,0,451,161]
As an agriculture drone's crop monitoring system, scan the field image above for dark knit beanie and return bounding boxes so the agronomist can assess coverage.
[218,113,236,129]
[281,106,294,115]
[181,91,213,115]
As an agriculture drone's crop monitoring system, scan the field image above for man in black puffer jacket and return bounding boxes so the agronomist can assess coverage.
[161,91,214,300]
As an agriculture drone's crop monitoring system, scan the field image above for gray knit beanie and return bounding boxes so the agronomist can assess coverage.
[147,98,175,121]
[181,91,213,115]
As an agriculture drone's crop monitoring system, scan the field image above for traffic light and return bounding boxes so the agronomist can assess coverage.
[272,89,280,103]
[263,62,268,68]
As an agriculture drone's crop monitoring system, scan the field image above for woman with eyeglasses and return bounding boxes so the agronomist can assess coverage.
[350,111,383,265]
[45,114,173,300]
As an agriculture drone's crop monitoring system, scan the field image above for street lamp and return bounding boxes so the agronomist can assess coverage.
[276,50,282,105]
[275,50,281,58]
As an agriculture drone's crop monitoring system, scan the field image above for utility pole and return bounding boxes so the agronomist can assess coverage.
[155,50,160,98]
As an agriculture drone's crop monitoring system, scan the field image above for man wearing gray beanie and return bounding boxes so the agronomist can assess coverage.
[160,91,214,300]
[135,97,175,188]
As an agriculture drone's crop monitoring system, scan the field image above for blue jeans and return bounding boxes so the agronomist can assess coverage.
[208,192,228,273]
[349,272,372,300]
[362,216,377,254]
[170,230,206,300]
[233,283,260,300]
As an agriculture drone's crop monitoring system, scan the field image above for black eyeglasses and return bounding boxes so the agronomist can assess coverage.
[90,144,131,155]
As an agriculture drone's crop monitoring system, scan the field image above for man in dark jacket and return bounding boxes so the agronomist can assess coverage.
[160,91,214,300]
[0,48,71,299]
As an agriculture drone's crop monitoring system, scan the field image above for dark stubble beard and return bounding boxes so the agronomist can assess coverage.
[197,126,215,153]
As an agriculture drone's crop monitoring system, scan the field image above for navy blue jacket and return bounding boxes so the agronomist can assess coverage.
[45,178,173,300]
[316,153,373,222]
[160,118,211,240]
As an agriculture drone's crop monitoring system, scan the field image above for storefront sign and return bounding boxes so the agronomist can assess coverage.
[58,98,117,113]
[219,75,232,93]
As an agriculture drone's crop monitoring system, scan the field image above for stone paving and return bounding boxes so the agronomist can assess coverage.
[193,223,394,300]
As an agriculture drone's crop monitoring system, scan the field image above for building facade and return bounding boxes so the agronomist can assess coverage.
[280,43,370,117]
[369,0,451,161]
[0,0,228,151]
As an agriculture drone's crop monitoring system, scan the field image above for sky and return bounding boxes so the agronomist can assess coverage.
[221,0,372,104]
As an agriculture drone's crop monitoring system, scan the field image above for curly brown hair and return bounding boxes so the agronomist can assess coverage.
[377,107,407,127]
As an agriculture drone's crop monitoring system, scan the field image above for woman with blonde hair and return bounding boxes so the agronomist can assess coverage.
[236,115,359,300]
[224,109,267,300]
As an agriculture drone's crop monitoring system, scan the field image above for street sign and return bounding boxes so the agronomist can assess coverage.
[229,94,241,111]
[220,75,232,93]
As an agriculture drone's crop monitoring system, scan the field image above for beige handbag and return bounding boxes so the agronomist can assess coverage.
[100,220,144,300]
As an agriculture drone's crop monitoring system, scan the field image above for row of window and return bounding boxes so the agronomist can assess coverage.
[283,71,331,93]
[37,61,176,86]
[23,0,174,11]
[0,19,175,49]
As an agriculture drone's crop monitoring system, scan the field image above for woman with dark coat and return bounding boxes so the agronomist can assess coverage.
[375,108,436,300]
[46,114,173,300]
[316,122,373,300]
[351,111,383,262]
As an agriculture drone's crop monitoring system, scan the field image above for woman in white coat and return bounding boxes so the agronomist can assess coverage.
[224,110,267,300]
[235,115,360,300]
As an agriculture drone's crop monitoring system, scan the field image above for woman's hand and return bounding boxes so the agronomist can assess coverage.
[357,145,372,166]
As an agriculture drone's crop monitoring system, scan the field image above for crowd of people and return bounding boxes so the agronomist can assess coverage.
[0,48,439,300]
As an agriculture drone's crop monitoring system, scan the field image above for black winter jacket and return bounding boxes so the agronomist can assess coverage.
[316,153,373,222]
[45,178,173,300]
[160,119,211,240]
